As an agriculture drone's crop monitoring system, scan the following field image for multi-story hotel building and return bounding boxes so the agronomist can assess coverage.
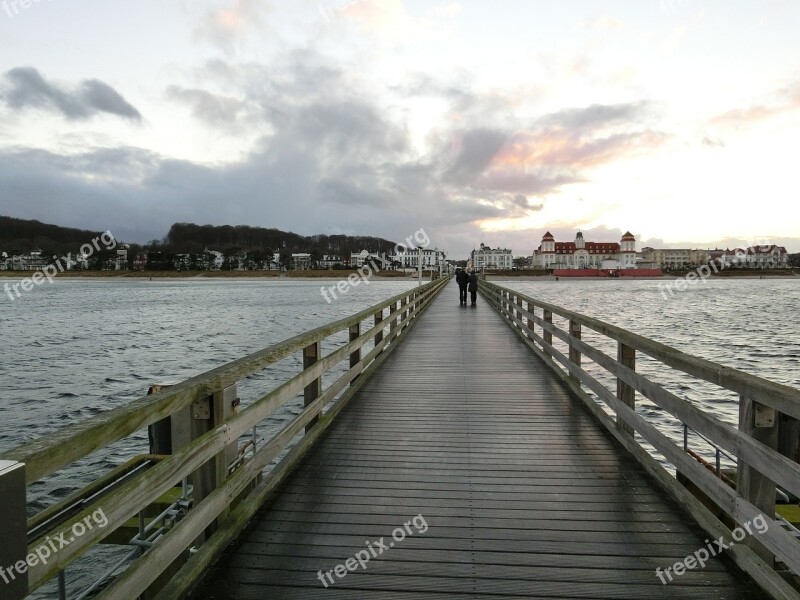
[470,243,513,270]
[533,231,637,269]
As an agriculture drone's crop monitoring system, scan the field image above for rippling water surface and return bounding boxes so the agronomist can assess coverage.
[1,276,798,597]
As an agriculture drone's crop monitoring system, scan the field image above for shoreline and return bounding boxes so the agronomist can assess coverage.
[1,270,797,282]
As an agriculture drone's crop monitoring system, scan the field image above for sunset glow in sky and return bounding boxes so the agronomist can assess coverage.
[1,0,799,256]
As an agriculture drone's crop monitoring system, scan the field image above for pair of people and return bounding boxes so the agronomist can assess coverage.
[456,267,478,306]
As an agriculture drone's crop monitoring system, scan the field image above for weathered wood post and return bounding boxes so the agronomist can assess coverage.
[401,297,408,330]
[568,319,581,384]
[616,343,636,436]
[778,414,800,501]
[543,309,553,359]
[303,342,321,432]
[349,323,360,385]
[0,460,27,600]
[390,300,399,340]
[515,296,524,330]
[374,308,384,348]
[148,383,238,523]
[737,395,779,564]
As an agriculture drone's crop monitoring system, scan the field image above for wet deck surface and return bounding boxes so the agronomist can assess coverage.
[191,281,765,599]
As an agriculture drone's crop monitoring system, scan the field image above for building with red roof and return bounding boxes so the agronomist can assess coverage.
[533,231,637,270]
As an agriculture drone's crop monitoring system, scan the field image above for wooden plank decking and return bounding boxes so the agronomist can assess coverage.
[191,281,766,599]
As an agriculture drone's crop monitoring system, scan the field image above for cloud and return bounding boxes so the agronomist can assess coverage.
[193,0,268,53]
[709,79,800,130]
[1,67,142,122]
[166,85,248,127]
[701,136,725,148]
[473,101,665,195]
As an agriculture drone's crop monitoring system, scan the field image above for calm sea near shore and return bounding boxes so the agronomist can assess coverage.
[1,277,798,597]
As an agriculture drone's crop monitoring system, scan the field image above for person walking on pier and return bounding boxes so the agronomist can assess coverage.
[468,269,478,306]
[456,267,469,305]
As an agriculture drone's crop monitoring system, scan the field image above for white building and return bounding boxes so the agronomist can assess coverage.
[710,245,789,268]
[318,254,344,269]
[390,247,446,271]
[350,250,385,268]
[291,253,312,270]
[471,243,513,270]
[533,231,637,269]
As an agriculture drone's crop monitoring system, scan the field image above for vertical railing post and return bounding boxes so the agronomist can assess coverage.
[0,460,27,600]
[349,323,361,385]
[543,309,553,359]
[303,341,321,432]
[568,319,581,383]
[515,296,524,330]
[401,296,408,330]
[390,300,399,340]
[616,343,636,436]
[374,308,384,348]
[736,395,778,564]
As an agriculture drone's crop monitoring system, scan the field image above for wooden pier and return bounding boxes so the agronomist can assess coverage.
[2,278,799,599]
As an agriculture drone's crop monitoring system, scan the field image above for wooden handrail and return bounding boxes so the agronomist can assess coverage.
[7,277,448,597]
[3,279,447,484]
[481,281,800,420]
[480,280,800,599]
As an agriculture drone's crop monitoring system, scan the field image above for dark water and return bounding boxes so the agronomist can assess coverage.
[1,277,798,597]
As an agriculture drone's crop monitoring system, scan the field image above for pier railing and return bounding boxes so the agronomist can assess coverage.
[1,277,448,600]
[480,280,800,600]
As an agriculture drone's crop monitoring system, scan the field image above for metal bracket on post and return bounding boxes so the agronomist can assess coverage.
[191,397,211,420]
[0,460,28,600]
[754,403,776,428]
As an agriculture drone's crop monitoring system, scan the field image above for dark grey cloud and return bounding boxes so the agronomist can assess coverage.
[444,128,509,184]
[0,50,671,258]
[2,67,141,121]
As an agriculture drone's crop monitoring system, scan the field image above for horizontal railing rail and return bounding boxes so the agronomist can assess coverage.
[2,277,449,599]
[480,280,800,600]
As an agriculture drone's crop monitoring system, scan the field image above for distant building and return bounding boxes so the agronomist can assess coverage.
[640,248,709,269]
[1,252,8,270]
[318,254,345,269]
[115,246,129,270]
[351,250,386,268]
[533,232,636,269]
[471,243,513,270]
[133,252,148,271]
[291,253,312,270]
[391,247,446,270]
[710,245,788,268]
[10,249,49,271]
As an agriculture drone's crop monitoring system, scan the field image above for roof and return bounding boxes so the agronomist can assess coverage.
[621,231,636,241]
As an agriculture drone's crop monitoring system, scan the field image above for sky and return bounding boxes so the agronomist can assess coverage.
[0,0,799,258]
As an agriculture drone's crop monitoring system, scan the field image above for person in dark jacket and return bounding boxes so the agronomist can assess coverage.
[468,270,478,306]
[455,267,469,305]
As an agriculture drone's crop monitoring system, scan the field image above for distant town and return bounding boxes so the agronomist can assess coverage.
[0,216,798,274]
